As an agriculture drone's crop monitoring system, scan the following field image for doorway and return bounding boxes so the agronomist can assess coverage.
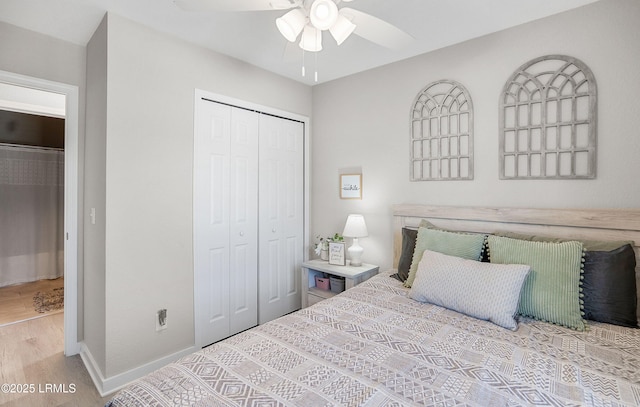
[0,70,80,356]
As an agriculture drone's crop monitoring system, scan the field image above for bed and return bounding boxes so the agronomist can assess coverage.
[106,205,640,407]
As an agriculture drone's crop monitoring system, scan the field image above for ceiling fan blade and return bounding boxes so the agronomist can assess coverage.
[173,0,296,12]
[340,7,413,49]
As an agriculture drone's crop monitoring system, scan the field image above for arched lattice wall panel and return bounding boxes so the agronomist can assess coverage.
[410,80,473,181]
[499,55,597,179]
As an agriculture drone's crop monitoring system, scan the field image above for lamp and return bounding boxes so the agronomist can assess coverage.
[299,24,322,52]
[342,214,368,267]
[329,12,356,45]
[274,0,357,50]
[309,0,338,31]
[274,0,358,80]
[276,9,306,42]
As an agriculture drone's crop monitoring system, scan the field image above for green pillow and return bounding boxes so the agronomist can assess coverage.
[493,231,637,328]
[495,231,632,252]
[488,235,586,330]
[404,227,486,288]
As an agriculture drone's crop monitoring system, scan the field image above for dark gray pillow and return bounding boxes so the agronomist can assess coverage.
[390,227,417,282]
[494,231,638,328]
[582,244,637,328]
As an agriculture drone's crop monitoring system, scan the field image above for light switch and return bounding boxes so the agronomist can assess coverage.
[90,208,96,225]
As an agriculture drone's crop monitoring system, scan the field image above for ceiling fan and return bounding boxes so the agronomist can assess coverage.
[173,0,414,51]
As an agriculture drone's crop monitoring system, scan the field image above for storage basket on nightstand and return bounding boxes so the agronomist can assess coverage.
[329,276,345,293]
[315,276,330,290]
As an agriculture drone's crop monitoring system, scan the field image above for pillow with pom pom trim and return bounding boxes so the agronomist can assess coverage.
[488,235,586,331]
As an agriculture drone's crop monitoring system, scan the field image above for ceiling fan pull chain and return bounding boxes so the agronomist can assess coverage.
[314,51,318,82]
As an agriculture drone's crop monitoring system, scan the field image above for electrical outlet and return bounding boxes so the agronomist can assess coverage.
[156,309,167,331]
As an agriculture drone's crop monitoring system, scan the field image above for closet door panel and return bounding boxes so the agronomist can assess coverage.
[195,102,232,345]
[207,247,229,323]
[258,115,304,324]
[260,156,281,306]
[284,235,298,295]
[264,239,281,303]
[229,243,250,314]
[228,108,258,335]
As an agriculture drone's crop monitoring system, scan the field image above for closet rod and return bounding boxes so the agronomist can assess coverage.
[201,97,305,124]
[0,142,64,152]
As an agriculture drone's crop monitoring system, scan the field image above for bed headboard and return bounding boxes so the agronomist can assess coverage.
[392,204,640,318]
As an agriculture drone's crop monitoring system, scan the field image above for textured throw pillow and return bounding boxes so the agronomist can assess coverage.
[390,227,418,282]
[420,219,491,262]
[409,250,530,330]
[494,231,638,328]
[488,235,586,331]
[404,227,486,288]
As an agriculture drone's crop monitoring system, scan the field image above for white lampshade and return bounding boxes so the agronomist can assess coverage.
[343,214,368,237]
[299,24,322,52]
[329,13,356,45]
[309,0,339,31]
[276,9,306,42]
[343,214,367,266]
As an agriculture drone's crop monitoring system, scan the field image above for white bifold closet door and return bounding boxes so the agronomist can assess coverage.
[258,114,303,324]
[194,101,259,346]
[194,98,304,347]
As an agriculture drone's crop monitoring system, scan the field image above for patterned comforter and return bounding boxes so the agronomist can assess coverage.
[107,271,640,406]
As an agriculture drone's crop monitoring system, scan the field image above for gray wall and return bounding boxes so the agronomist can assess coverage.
[0,20,87,342]
[84,15,108,376]
[311,0,640,271]
[85,13,312,380]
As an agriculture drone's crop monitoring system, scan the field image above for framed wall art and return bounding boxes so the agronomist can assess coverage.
[410,79,474,181]
[328,242,346,266]
[340,174,362,199]
[499,55,597,179]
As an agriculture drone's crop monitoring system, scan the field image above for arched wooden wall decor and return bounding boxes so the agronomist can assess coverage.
[410,80,473,181]
[499,55,597,179]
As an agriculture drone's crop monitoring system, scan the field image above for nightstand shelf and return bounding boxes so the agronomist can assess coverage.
[301,259,379,308]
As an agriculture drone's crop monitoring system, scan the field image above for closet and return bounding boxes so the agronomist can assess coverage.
[194,95,305,347]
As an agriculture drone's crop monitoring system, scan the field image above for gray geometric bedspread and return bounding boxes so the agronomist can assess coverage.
[107,271,640,406]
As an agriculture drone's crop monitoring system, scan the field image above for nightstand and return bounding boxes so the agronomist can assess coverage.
[301,259,379,308]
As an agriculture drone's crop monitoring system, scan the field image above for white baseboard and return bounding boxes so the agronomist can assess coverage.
[80,342,198,397]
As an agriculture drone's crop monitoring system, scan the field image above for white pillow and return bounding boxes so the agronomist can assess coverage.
[409,250,530,330]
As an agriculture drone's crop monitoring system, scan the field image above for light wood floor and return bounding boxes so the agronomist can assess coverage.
[0,278,65,327]
[0,312,112,406]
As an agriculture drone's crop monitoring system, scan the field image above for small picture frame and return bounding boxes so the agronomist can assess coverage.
[340,174,362,199]
[328,242,346,266]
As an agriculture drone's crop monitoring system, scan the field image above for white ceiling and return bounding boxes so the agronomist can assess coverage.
[0,0,599,86]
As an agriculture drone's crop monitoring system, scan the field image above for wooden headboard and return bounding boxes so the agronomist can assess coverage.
[392,204,640,318]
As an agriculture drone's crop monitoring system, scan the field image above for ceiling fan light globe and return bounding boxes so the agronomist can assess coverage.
[310,0,338,31]
[299,24,322,52]
[329,14,356,45]
[276,9,306,42]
